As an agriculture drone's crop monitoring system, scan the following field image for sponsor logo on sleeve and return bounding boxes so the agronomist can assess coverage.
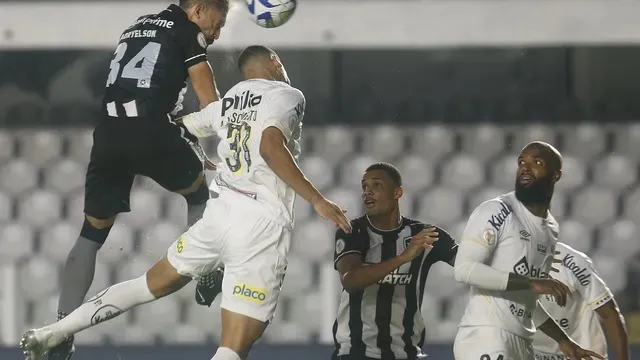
[487,202,513,231]
[561,254,592,286]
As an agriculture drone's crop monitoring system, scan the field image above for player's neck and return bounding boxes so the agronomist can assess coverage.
[523,202,549,219]
[367,209,402,231]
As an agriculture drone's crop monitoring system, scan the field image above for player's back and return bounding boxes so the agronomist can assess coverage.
[104,5,204,119]
[458,192,559,340]
[533,242,611,357]
[212,78,305,228]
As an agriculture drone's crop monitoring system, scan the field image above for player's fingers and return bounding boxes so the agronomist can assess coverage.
[584,350,604,359]
[553,286,566,307]
[550,266,560,273]
[557,281,572,299]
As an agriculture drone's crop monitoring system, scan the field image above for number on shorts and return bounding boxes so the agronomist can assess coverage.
[480,355,504,360]
[106,42,162,88]
[225,122,253,173]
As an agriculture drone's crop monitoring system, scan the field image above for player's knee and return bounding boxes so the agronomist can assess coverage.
[145,256,191,298]
[182,175,209,205]
[80,216,115,245]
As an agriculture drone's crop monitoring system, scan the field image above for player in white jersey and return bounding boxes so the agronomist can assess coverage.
[533,242,629,360]
[453,141,604,360]
[20,45,352,360]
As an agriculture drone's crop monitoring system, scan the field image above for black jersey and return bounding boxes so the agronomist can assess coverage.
[103,4,208,119]
[332,216,458,360]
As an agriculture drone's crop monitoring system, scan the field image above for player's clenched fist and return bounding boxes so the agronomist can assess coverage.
[400,228,439,261]
[313,197,352,233]
[530,278,572,307]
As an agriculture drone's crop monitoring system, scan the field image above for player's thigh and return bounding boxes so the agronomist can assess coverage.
[454,327,534,360]
[166,199,228,279]
[139,123,203,193]
[220,214,290,325]
[84,129,134,219]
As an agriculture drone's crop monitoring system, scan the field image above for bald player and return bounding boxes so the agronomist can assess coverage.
[20,45,352,360]
[452,142,604,360]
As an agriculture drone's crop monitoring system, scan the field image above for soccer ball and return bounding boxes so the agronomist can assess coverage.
[246,0,297,28]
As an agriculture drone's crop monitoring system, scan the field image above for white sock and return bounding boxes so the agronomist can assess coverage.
[211,347,241,360]
[42,275,155,346]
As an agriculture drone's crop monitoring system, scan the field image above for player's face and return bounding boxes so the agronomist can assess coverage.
[361,170,402,216]
[193,5,226,44]
[271,55,290,84]
[515,146,555,204]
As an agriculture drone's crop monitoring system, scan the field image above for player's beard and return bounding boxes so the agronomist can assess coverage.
[515,175,554,206]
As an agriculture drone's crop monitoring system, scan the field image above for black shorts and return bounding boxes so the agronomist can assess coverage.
[84,117,203,219]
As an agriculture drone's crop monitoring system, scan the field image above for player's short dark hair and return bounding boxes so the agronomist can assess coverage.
[365,162,403,187]
[179,0,229,14]
[237,45,276,72]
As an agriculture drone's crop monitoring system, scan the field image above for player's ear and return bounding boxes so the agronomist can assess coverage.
[394,186,403,201]
[552,170,562,183]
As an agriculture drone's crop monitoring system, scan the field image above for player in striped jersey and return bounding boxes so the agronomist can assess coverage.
[332,162,458,360]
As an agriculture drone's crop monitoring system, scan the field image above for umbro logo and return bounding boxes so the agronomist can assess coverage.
[519,230,531,242]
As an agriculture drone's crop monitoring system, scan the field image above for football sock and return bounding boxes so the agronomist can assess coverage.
[211,347,241,360]
[45,275,155,346]
[57,236,102,316]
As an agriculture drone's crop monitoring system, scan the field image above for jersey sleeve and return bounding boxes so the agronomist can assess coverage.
[431,225,458,265]
[567,251,614,310]
[334,227,366,270]
[263,88,306,142]
[181,23,209,68]
[459,200,508,261]
[179,100,222,138]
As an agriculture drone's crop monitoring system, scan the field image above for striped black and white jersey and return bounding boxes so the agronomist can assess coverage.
[332,215,458,360]
[104,4,208,119]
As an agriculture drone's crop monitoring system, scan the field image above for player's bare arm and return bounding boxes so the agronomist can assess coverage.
[537,317,605,360]
[260,126,352,233]
[188,61,220,107]
[596,299,630,360]
[336,228,438,292]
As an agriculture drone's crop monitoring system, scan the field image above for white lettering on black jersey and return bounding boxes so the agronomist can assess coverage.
[332,216,458,360]
[103,4,208,119]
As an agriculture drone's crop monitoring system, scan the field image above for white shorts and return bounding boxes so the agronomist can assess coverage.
[454,326,534,360]
[166,192,291,323]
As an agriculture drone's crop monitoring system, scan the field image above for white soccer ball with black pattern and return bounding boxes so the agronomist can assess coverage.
[246,0,296,28]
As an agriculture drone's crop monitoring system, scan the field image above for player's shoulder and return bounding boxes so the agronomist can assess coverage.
[268,83,305,102]
[470,192,514,218]
[556,242,592,264]
[335,215,368,238]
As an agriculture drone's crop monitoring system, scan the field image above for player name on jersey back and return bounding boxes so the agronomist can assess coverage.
[104,4,209,119]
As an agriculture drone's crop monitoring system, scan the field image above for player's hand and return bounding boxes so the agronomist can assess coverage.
[530,278,572,307]
[558,339,605,359]
[313,197,352,233]
[400,228,439,261]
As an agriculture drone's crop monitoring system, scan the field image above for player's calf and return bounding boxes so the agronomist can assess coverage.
[213,309,268,360]
[177,172,210,227]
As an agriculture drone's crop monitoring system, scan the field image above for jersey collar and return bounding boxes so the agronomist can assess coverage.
[168,4,188,19]
[365,215,405,235]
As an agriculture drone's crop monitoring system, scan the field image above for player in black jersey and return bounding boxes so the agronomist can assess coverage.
[332,162,458,360]
[48,1,228,359]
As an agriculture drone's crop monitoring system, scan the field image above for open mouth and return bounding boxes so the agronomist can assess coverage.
[364,198,376,208]
[519,174,534,185]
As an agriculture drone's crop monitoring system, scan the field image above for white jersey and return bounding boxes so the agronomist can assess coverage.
[183,79,305,228]
[533,242,613,358]
[457,191,559,340]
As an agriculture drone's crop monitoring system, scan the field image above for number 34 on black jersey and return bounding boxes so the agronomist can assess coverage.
[103,4,209,119]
